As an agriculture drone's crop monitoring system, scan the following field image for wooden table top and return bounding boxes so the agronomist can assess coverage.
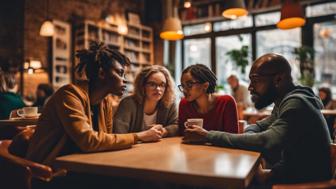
[54,137,260,189]
[0,117,38,127]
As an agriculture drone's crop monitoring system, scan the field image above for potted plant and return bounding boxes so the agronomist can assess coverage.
[293,46,315,87]
[226,36,249,74]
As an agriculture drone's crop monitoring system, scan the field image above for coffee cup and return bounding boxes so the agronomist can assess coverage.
[238,120,247,133]
[17,107,38,118]
[184,118,203,128]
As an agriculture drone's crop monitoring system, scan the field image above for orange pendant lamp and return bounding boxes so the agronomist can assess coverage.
[277,0,306,30]
[222,0,248,19]
[160,0,184,41]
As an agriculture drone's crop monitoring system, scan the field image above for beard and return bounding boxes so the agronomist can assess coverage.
[253,86,277,110]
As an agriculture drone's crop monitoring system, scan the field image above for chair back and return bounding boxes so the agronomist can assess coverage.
[0,127,56,189]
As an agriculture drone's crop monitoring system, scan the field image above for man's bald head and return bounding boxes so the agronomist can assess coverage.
[251,53,292,77]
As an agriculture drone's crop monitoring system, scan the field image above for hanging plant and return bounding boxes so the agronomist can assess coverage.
[226,36,249,74]
[293,46,315,87]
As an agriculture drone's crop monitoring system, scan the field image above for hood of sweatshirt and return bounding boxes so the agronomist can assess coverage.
[281,85,324,110]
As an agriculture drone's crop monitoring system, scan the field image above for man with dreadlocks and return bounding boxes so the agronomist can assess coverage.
[178,64,239,134]
[26,42,163,165]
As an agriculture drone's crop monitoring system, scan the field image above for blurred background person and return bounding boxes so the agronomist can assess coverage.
[33,83,54,109]
[227,74,251,119]
[0,57,25,119]
[318,87,336,140]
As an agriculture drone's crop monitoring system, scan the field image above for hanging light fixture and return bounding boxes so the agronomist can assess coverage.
[277,0,306,30]
[160,0,184,41]
[184,0,191,9]
[222,0,248,19]
[40,0,54,37]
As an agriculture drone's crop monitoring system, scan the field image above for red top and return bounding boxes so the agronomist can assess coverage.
[178,95,238,133]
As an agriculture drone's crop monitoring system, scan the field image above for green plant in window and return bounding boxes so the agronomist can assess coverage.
[293,46,315,87]
[226,36,249,74]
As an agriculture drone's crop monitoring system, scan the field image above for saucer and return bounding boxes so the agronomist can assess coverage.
[19,113,41,119]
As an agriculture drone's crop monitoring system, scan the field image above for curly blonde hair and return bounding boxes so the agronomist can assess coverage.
[133,65,175,107]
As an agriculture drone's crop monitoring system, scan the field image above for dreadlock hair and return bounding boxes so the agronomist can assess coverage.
[75,41,130,82]
[182,64,217,94]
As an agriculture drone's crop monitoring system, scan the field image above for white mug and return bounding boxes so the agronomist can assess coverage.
[184,118,203,128]
[17,107,38,118]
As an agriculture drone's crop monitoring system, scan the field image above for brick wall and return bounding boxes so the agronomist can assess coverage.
[24,0,143,69]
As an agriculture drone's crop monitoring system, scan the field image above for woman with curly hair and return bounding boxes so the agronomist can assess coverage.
[178,64,239,133]
[26,42,162,165]
[113,65,178,137]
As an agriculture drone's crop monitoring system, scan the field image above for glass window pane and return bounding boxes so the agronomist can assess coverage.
[314,20,336,89]
[183,38,211,69]
[256,28,301,82]
[306,2,336,17]
[255,12,280,26]
[214,16,253,31]
[216,34,252,89]
[183,22,212,36]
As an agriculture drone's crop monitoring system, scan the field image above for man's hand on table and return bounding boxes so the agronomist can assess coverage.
[182,125,208,144]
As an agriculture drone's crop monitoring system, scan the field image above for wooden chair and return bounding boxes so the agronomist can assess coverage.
[0,128,66,189]
[272,143,336,189]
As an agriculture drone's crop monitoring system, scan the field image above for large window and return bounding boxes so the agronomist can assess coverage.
[257,28,301,82]
[180,1,335,92]
[314,20,336,88]
[183,38,211,69]
[216,34,251,87]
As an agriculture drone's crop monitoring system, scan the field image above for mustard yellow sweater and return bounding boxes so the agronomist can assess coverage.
[26,81,135,165]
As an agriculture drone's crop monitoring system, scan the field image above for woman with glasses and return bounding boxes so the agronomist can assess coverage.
[113,65,178,137]
[178,64,238,133]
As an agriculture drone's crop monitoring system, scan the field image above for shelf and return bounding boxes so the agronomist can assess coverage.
[75,20,154,93]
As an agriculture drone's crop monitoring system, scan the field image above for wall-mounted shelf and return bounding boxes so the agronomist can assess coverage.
[74,20,154,93]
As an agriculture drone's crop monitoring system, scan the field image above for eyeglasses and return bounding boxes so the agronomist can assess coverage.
[178,81,200,92]
[145,81,167,89]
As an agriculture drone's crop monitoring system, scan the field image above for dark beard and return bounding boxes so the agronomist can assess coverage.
[254,86,276,110]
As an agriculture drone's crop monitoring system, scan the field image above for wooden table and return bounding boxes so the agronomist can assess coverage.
[0,118,38,127]
[54,137,260,189]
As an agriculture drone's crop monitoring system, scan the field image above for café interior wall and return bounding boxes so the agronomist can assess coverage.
[22,0,144,97]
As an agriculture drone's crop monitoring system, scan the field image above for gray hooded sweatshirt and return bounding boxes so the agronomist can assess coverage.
[206,86,332,183]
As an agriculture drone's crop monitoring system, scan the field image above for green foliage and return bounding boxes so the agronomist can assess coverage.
[226,37,249,74]
[293,46,315,87]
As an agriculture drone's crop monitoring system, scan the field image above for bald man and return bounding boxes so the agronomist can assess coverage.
[183,53,332,184]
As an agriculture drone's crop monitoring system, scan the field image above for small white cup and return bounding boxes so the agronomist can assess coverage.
[17,107,38,118]
[184,118,203,128]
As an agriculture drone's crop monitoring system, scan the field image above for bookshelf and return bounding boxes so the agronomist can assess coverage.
[74,20,154,93]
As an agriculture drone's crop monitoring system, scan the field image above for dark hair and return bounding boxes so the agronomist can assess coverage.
[37,83,54,97]
[182,64,217,94]
[319,87,332,106]
[75,41,130,82]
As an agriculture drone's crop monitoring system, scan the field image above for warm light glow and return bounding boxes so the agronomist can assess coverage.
[27,68,34,74]
[118,24,128,35]
[222,8,248,19]
[24,62,30,69]
[160,17,184,41]
[184,1,191,8]
[160,31,184,40]
[40,20,54,36]
[30,60,42,69]
[204,23,211,32]
[277,17,306,30]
